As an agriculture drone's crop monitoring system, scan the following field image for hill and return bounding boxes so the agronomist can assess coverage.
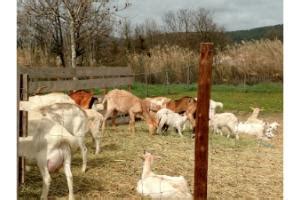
[226,24,283,43]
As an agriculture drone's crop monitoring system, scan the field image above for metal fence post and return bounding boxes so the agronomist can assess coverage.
[165,71,170,94]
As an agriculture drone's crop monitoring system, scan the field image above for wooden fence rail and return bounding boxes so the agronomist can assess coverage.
[17,66,134,94]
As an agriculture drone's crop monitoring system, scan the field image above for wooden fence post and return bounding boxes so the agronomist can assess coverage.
[194,43,214,200]
[18,73,29,185]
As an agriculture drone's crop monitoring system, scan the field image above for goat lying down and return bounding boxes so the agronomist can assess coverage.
[137,151,192,200]
[18,118,77,200]
[237,121,279,139]
[156,108,188,137]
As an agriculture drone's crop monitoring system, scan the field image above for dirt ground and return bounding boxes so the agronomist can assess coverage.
[18,113,283,200]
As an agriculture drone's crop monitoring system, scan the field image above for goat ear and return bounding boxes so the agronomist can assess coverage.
[250,107,255,110]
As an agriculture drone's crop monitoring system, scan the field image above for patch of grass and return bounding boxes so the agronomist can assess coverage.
[94,82,283,113]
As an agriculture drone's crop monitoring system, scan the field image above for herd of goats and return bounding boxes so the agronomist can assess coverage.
[18,89,280,199]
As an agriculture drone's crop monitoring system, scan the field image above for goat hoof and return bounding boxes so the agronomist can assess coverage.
[95,150,100,155]
[81,167,86,173]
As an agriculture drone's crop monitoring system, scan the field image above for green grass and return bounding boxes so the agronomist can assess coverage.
[94,82,283,113]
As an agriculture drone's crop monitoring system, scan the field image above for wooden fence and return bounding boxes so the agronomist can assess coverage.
[17,66,134,94]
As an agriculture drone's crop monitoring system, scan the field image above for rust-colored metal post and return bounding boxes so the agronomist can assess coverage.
[194,43,214,200]
[18,73,29,185]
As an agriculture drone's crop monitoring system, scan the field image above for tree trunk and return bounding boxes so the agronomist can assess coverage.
[70,18,76,69]
[57,14,65,67]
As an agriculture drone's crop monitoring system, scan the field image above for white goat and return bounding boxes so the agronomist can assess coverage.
[237,121,277,139]
[209,99,224,119]
[209,105,239,139]
[236,122,266,139]
[21,103,90,172]
[20,93,104,169]
[156,108,188,137]
[137,151,192,200]
[84,109,104,154]
[19,93,75,111]
[18,118,77,200]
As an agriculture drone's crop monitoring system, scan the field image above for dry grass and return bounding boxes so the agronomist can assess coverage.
[214,39,283,84]
[127,39,283,84]
[17,48,56,67]
[18,113,282,199]
[127,45,198,84]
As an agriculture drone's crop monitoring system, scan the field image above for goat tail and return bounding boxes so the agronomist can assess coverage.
[48,125,79,150]
[56,132,79,150]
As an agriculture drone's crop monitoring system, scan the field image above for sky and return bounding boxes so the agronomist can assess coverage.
[117,0,283,31]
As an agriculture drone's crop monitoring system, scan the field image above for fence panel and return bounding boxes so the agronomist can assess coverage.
[17,66,134,94]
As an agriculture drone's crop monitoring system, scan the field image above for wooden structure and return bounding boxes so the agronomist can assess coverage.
[194,43,214,200]
[17,66,134,94]
[17,66,134,185]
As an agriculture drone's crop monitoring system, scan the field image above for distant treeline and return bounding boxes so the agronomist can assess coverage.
[226,24,283,43]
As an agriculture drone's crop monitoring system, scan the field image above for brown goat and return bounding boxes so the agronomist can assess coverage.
[101,89,157,135]
[166,96,196,113]
[166,96,197,129]
[69,90,98,109]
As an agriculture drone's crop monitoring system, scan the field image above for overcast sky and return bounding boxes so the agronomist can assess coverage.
[117,0,283,31]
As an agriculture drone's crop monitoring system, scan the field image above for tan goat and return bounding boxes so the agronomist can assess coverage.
[101,89,158,135]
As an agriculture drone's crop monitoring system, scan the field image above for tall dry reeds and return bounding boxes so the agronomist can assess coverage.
[214,39,283,84]
[17,48,56,67]
[127,45,198,84]
[127,39,283,84]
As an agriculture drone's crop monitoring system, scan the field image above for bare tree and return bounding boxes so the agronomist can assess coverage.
[119,18,132,50]
[177,9,193,33]
[162,11,179,32]
[18,0,130,67]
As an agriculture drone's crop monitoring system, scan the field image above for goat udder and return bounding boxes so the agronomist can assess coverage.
[47,152,64,173]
